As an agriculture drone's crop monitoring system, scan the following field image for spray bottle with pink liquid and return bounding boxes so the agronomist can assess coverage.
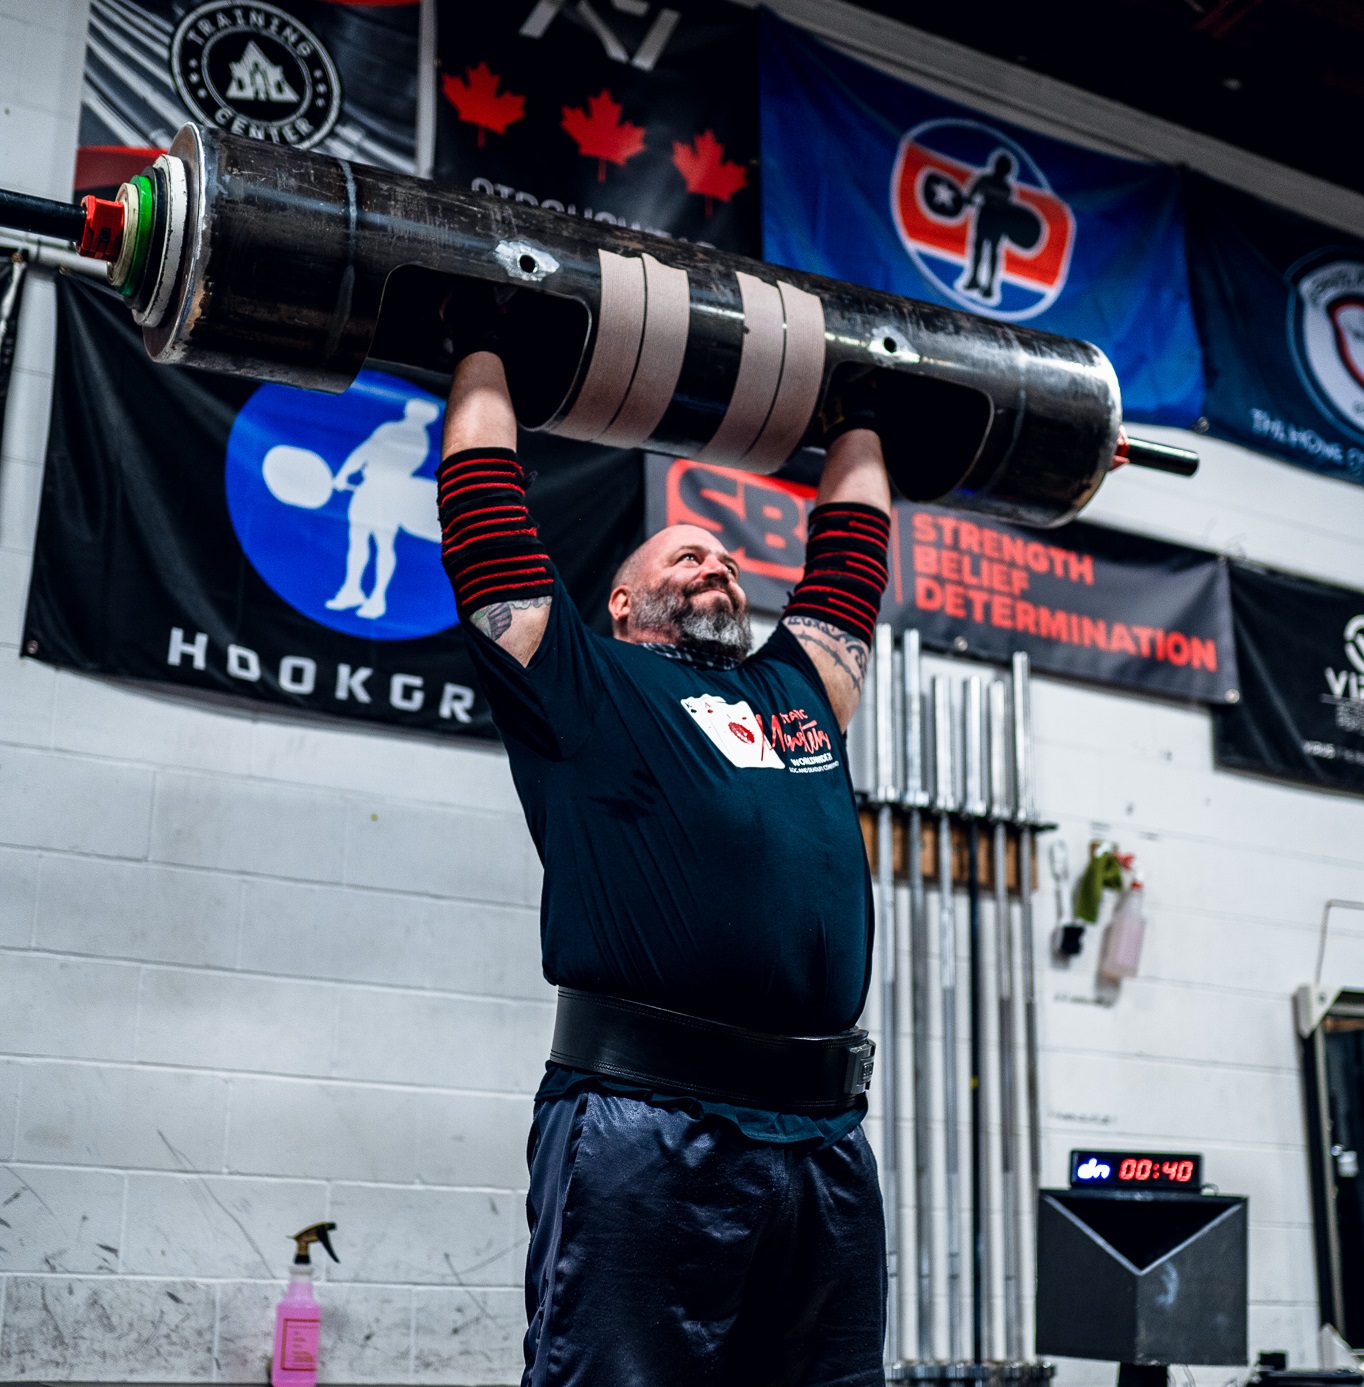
[272,1222,339,1387]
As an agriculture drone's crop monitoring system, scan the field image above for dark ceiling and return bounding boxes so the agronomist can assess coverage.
[845,0,1364,202]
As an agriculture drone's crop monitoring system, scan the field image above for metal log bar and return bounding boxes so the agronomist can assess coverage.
[0,122,1160,528]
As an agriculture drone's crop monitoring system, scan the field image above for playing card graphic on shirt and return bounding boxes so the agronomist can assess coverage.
[680,694,785,770]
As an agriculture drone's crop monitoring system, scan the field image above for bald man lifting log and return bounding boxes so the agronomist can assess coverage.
[437,346,892,1387]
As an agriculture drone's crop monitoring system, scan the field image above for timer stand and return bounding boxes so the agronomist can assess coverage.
[1035,1178,1247,1375]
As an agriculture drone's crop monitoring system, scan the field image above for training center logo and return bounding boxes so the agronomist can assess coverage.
[1289,255,1364,441]
[171,0,342,150]
[891,118,1075,321]
[224,369,457,641]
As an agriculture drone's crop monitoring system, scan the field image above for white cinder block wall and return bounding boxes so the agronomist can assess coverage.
[0,5,550,1382]
[860,433,1364,1381]
[2,0,1364,1382]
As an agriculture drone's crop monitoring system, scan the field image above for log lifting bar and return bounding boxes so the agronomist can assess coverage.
[0,124,1198,521]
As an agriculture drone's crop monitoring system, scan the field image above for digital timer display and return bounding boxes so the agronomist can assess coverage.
[1069,1150,1202,1189]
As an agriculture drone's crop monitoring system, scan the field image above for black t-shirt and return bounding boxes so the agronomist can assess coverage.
[465,573,874,1141]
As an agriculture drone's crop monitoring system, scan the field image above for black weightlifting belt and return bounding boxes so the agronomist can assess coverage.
[549,987,876,1114]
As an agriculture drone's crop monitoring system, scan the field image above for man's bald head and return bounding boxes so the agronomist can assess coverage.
[611,525,715,589]
[608,524,751,660]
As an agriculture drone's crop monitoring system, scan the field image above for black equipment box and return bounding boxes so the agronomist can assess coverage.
[1035,1187,1248,1365]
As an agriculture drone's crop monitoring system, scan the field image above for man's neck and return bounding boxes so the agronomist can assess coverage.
[630,638,745,671]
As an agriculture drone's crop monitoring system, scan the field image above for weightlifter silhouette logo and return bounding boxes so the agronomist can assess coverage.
[224,370,458,641]
[891,117,1076,321]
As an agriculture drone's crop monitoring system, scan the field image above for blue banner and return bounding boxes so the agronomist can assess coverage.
[759,14,1203,426]
[1185,172,1364,486]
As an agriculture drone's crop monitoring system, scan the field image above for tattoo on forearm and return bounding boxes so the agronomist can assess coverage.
[784,616,870,692]
[471,595,551,641]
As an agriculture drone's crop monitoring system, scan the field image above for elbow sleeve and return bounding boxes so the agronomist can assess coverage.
[436,446,554,620]
[783,502,891,647]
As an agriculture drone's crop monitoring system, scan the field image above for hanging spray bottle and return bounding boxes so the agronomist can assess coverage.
[271,1222,339,1387]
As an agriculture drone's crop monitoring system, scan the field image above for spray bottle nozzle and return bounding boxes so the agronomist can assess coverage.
[290,1222,339,1266]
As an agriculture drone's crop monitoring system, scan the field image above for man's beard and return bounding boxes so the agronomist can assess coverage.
[630,578,753,661]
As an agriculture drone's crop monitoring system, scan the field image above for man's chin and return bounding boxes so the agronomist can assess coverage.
[687,590,740,618]
[675,599,753,660]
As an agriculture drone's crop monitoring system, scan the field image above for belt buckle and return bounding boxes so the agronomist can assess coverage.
[843,1038,875,1097]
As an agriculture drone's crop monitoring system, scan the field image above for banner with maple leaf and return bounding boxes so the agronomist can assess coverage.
[434,0,757,254]
[442,61,526,148]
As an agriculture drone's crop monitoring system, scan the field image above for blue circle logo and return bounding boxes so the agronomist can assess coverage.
[891,117,1075,321]
[225,369,457,641]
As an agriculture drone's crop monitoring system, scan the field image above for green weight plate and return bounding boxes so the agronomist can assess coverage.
[118,173,155,299]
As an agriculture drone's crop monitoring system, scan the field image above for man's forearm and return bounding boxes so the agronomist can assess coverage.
[437,353,552,665]
[442,351,517,456]
[815,427,891,513]
[780,428,891,727]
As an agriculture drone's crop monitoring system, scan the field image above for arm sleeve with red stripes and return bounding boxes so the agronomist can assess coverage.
[436,446,555,621]
[782,502,891,647]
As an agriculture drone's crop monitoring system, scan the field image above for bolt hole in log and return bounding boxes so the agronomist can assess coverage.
[519,254,538,274]
[828,361,994,503]
[369,265,591,427]
[883,336,898,354]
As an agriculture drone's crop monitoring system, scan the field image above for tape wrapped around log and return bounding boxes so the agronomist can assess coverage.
[140,124,1122,529]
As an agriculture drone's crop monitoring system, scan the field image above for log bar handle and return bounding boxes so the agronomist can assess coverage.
[1114,431,1199,477]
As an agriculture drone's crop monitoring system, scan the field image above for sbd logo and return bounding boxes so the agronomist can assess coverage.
[890,117,1075,321]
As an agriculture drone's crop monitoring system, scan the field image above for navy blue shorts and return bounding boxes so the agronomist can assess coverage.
[522,1088,887,1387]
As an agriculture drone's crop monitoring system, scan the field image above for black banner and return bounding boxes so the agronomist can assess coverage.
[1185,172,1364,486]
[23,277,643,738]
[1214,564,1364,795]
[434,0,758,253]
[647,456,1238,704]
[77,0,419,191]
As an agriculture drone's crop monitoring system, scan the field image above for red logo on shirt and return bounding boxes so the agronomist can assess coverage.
[763,707,833,756]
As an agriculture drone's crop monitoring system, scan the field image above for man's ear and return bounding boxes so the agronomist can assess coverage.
[608,585,630,627]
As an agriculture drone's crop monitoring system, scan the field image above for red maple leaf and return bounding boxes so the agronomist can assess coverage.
[442,62,525,147]
[561,89,646,182]
[672,130,748,216]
